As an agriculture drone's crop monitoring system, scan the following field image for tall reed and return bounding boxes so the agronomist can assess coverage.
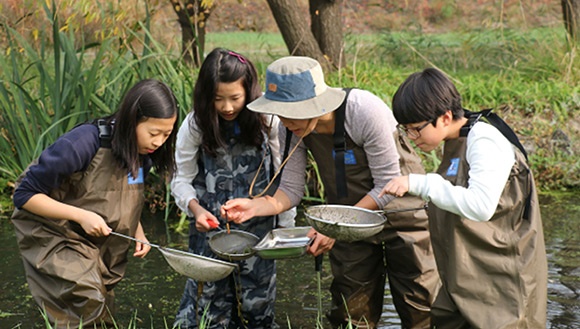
[0,2,125,181]
[0,2,194,211]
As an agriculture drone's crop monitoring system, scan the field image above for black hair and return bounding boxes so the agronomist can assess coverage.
[191,47,266,157]
[106,79,178,179]
[392,68,464,125]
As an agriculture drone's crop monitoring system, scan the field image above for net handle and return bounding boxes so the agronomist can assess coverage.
[109,231,161,249]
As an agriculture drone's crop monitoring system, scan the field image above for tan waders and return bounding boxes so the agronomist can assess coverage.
[429,133,547,328]
[304,126,439,329]
[11,147,145,328]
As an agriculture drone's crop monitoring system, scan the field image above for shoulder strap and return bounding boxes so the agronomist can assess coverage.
[97,119,113,148]
[283,129,292,161]
[333,88,352,200]
[277,88,352,200]
[462,108,532,219]
[459,111,483,137]
[462,109,527,161]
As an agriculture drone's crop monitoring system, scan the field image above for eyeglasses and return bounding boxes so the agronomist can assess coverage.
[398,120,434,139]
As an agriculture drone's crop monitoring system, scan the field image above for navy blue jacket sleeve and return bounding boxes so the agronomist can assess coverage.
[13,124,100,209]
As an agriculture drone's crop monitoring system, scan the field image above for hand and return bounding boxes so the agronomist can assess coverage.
[379,175,410,198]
[194,211,219,233]
[188,201,219,232]
[207,219,221,230]
[307,228,335,256]
[133,227,151,258]
[221,198,257,224]
[77,211,112,237]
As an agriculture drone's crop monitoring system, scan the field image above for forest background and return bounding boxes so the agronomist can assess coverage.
[0,0,579,218]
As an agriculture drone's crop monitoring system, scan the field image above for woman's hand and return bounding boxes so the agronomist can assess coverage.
[379,175,410,198]
[221,198,258,224]
[133,223,151,258]
[307,228,335,256]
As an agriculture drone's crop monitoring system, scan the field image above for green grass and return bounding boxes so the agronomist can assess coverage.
[205,27,579,118]
[204,27,579,187]
[206,32,286,56]
[1,5,579,214]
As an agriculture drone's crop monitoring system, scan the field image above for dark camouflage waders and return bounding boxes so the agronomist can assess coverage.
[174,126,278,329]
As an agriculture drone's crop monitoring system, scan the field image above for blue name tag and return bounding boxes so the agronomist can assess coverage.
[333,149,357,165]
[446,158,460,176]
[128,167,144,184]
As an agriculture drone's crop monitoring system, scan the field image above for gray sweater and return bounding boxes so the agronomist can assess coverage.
[278,88,400,208]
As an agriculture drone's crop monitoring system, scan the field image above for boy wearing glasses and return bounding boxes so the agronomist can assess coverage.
[380,68,547,328]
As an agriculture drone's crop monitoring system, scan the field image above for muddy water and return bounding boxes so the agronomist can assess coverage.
[0,193,578,328]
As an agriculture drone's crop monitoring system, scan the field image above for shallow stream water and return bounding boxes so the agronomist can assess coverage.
[1,193,578,328]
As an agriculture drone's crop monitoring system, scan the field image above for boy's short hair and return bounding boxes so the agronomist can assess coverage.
[392,68,464,125]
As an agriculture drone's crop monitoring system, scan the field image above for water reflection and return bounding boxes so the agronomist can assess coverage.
[542,193,580,329]
[0,193,578,328]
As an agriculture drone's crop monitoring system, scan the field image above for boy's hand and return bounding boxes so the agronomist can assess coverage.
[379,175,410,198]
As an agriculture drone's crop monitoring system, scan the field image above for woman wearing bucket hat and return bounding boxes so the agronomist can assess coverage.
[223,56,440,328]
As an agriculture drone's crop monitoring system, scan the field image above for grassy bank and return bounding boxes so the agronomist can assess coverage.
[212,28,580,191]
[1,12,579,217]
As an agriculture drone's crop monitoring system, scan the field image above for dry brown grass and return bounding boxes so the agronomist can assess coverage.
[0,0,563,50]
[210,0,562,33]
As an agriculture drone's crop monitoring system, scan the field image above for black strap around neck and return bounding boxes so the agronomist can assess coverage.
[333,88,352,200]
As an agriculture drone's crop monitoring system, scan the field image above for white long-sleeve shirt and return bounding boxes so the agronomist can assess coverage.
[170,112,283,218]
[409,121,515,222]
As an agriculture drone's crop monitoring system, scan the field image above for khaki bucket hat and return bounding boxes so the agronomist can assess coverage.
[247,56,346,119]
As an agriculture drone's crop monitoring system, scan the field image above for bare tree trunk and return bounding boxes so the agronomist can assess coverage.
[170,0,213,66]
[309,0,344,67]
[265,0,333,71]
[562,0,580,43]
